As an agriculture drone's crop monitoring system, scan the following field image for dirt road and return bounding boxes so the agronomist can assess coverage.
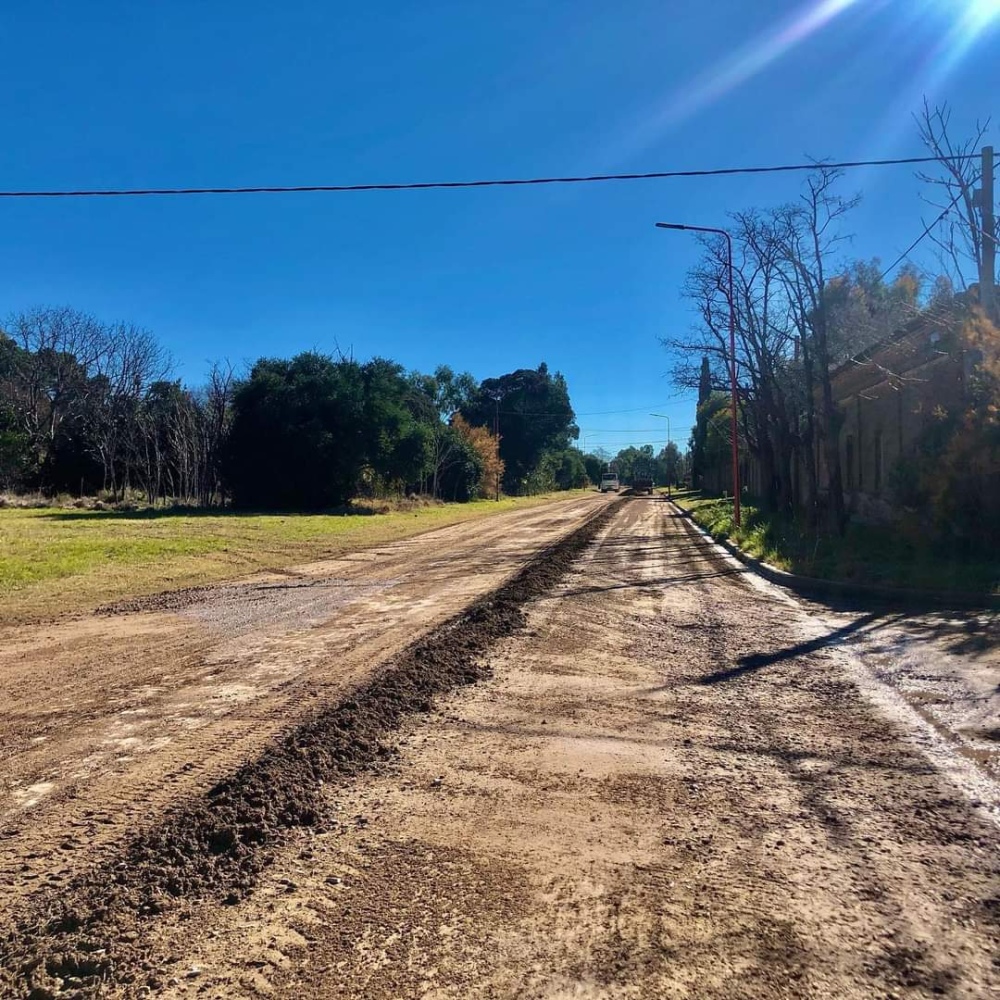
[154,498,997,999]
[0,494,606,915]
[3,495,999,997]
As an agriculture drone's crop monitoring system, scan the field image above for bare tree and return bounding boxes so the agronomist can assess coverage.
[915,100,993,290]
[3,307,108,461]
[774,167,860,531]
[90,323,172,497]
[667,210,803,510]
[199,361,235,505]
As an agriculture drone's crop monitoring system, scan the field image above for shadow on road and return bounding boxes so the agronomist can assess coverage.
[698,613,886,686]
[36,504,379,520]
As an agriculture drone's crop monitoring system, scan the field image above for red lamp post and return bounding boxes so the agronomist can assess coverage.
[655,222,741,528]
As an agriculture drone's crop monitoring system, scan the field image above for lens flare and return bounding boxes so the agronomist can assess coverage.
[613,0,861,161]
[966,0,1000,28]
[898,0,1000,111]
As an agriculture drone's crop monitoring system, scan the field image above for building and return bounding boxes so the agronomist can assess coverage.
[819,297,976,522]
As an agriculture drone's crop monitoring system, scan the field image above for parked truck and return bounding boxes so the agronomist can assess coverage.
[632,459,654,495]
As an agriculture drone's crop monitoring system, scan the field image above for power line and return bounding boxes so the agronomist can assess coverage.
[880,188,967,280]
[576,403,692,416]
[0,154,985,200]
[499,403,690,417]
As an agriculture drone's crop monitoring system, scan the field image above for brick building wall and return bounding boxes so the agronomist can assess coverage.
[818,305,971,521]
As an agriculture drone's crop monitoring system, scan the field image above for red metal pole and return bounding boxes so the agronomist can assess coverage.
[654,221,741,527]
[724,231,741,528]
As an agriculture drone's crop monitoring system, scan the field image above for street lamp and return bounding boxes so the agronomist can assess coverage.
[654,222,741,527]
[650,413,671,499]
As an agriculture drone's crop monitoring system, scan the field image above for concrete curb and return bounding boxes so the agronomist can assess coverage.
[669,497,1000,611]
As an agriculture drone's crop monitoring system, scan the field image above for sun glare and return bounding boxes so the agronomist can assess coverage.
[948,0,1000,36]
[967,0,1000,23]
[610,0,861,162]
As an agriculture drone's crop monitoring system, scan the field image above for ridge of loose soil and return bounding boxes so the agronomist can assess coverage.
[0,498,623,999]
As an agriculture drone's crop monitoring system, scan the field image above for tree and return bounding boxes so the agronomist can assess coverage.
[776,167,861,529]
[449,414,503,500]
[548,448,589,491]
[657,441,683,486]
[359,358,433,494]
[893,305,1000,549]
[611,445,655,485]
[461,363,578,493]
[89,322,172,497]
[0,334,30,490]
[915,101,994,300]
[825,260,923,362]
[197,362,236,506]
[689,357,713,489]
[2,308,107,472]
[225,352,367,509]
[670,209,802,510]
[409,365,478,498]
[582,452,605,486]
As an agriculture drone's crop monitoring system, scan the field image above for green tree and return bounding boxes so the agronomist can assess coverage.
[657,442,683,486]
[612,444,655,485]
[409,365,478,497]
[359,358,433,494]
[582,452,605,486]
[225,352,367,509]
[461,363,578,493]
[690,356,713,489]
[546,448,589,491]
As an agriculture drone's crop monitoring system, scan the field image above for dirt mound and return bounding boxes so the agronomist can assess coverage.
[0,499,621,998]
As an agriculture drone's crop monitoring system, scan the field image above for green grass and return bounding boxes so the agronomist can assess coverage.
[677,492,1000,596]
[0,490,592,622]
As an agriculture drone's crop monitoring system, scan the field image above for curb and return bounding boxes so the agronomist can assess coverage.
[669,497,1000,611]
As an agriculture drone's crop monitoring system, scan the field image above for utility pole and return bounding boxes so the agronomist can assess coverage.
[979,146,996,322]
[650,412,672,499]
[493,396,501,502]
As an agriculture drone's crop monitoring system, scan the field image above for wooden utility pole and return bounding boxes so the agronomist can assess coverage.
[494,396,501,502]
[980,145,996,321]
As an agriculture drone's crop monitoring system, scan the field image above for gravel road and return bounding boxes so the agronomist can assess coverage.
[2,494,998,998]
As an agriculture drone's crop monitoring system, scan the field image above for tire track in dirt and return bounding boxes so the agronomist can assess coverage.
[155,496,999,999]
[0,498,624,998]
[0,496,604,915]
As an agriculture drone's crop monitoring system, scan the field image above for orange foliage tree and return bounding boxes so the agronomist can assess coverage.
[452,414,504,499]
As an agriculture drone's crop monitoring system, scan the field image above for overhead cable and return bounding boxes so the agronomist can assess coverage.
[0,154,986,200]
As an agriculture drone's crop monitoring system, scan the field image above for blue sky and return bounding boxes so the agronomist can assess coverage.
[1,1,997,455]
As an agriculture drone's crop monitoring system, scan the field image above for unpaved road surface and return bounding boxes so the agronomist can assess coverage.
[0,495,605,914]
[3,496,999,998]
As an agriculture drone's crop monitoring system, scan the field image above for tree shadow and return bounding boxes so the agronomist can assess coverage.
[36,504,378,521]
[559,567,744,599]
[799,591,1000,657]
[891,610,1000,658]
[698,612,886,685]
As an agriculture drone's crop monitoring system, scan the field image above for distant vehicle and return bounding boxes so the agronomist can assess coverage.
[600,472,620,493]
[633,475,654,495]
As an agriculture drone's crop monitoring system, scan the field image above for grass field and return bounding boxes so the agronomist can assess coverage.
[0,491,592,623]
[671,490,1000,596]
